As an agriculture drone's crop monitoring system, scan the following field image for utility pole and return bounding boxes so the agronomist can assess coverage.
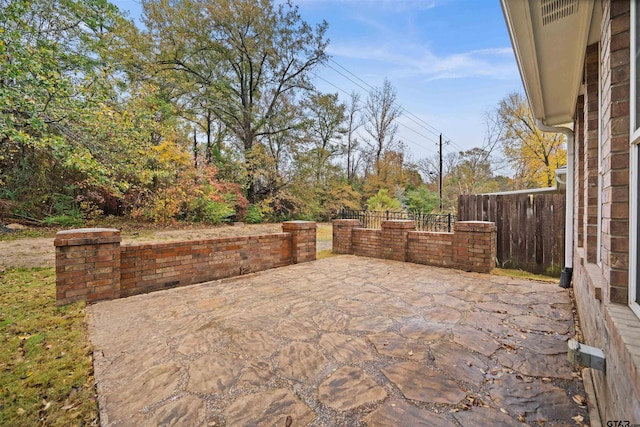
[439,134,443,211]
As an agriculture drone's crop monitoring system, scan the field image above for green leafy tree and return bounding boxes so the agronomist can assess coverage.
[0,0,134,218]
[141,0,329,202]
[366,189,401,211]
[405,186,439,214]
[302,92,347,185]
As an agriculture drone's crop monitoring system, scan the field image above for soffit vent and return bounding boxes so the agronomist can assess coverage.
[541,0,578,26]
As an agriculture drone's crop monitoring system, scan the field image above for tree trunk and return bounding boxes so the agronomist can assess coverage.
[206,110,212,164]
[193,127,198,168]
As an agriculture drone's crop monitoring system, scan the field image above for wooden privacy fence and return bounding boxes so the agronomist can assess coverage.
[458,193,565,276]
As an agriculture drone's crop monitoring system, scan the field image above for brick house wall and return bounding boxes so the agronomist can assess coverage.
[333,219,496,274]
[55,221,315,305]
[571,1,640,420]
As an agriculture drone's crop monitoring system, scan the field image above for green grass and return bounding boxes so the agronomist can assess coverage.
[0,268,98,426]
[491,268,558,282]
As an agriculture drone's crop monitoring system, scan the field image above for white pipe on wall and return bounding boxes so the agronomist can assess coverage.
[536,121,575,285]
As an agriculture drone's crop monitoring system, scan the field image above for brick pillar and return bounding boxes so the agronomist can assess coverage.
[381,220,415,261]
[332,219,362,254]
[54,228,121,305]
[282,221,316,263]
[453,221,497,273]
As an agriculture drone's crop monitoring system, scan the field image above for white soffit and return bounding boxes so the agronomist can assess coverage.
[501,0,596,126]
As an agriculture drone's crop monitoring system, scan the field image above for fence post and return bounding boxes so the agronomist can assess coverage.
[386,210,389,220]
[447,214,452,233]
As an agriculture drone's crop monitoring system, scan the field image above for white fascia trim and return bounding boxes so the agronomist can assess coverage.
[500,0,545,121]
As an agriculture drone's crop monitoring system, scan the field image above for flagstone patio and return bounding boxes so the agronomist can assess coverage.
[88,255,589,426]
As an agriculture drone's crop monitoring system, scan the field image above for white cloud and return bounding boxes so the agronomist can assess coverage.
[327,43,517,82]
[293,0,446,12]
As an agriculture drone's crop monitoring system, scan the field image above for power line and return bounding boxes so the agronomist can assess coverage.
[313,72,438,156]
[321,65,440,150]
[326,57,466,153]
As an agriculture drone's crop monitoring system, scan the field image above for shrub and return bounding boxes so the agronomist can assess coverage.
[42,214,84,227]
[185,197,235,224]
[245,204,264,224]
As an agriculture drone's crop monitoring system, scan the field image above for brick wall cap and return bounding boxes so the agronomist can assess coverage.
[55,228,120,237]
[455,221,496,231]
[381,220,415,229]
[54,228,122,246]
[282,221,317,230]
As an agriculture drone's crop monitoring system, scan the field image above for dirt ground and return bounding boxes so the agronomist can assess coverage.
[0,223,332,269]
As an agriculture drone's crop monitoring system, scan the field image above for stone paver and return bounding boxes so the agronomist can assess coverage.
[88,256,589,426]
[364,400,455,426]
[317,366,387,411]
[382,361,466,404]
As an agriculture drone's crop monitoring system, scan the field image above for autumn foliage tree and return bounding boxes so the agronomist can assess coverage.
[141,0,329,203]
[2,0,555,227]
[497,93,567,188]
[0,0,248,225]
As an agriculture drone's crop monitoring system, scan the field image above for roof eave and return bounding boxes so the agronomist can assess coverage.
[500,0,596,127]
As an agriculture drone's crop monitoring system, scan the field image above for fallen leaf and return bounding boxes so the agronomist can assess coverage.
[500,407,508,414]
[408,351,414,356]
[572,395,586,406]
[572,414,584,424]
[541,377,552,383]
[518,414,526,422]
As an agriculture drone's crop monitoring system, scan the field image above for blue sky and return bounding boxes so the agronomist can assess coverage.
[112,0,524,162]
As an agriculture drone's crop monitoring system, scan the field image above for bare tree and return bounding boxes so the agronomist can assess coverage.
[345,91,363,181]
[364,78,402,174]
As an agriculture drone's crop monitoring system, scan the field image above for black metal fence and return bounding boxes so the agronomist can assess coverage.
[339,209,455,232]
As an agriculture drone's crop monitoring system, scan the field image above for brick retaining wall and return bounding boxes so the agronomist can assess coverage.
[333,219,496,273]
[55,222,316,305]
[407,231,454,268]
